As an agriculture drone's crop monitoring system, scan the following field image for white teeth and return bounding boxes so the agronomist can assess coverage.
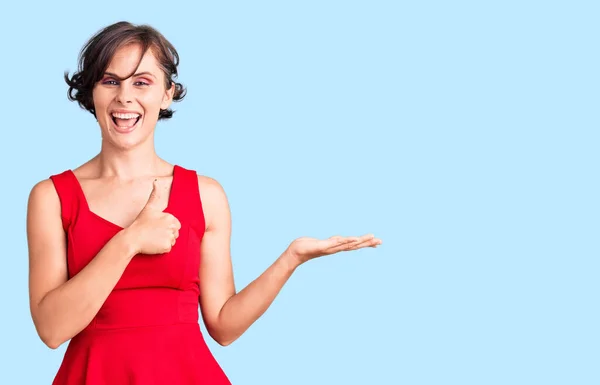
[112,112,141,119]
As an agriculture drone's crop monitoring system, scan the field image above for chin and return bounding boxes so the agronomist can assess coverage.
[111,137,145,150]
[102,124,153,150]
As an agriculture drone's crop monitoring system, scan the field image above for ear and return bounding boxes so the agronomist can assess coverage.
[160,82,176,110]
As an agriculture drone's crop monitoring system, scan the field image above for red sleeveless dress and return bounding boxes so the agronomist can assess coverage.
[48,165,231,385]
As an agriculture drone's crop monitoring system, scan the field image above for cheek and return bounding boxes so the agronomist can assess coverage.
[140,92,166,113]
[92,89,111,111]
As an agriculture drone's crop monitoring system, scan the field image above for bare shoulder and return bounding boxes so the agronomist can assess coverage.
[197,174,228,200]
[28,178,60,212]
[27,178,63,241]
[196,174,230,230]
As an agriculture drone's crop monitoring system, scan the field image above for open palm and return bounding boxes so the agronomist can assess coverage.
[287,234,382,265]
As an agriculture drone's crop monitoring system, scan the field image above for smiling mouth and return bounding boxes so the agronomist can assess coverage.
[110,113,142,132]
[112,115,141,128]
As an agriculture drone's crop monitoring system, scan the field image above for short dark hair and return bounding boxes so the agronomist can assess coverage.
[64,21,186,120]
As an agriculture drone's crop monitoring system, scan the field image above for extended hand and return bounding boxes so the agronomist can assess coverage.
[286,234,382,266]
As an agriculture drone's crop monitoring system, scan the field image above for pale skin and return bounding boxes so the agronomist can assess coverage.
[27,43,382,349]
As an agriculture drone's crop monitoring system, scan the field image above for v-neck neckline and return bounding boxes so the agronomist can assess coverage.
[67,165,180,230]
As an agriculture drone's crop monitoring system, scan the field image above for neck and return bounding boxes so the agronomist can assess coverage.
[96,137,166,180]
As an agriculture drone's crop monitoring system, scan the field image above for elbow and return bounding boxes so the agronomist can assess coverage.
[207,326,236,347]
[32,304,67,349]
[34,321,64,350]
[216,337,235,347]
[39,331,63,350]
[39,328,66,350]
[45,339,62,350]
[212,331,235,347]
[205,311,242,347]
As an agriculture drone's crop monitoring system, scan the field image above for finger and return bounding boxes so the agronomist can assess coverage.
[331,234,374,245]
[317,236,342,250]
[326,236,356,247]
[323,236,360,253]
[347,237,382,250]
[327,235,342,244]
[357,233,375,242]
[326,234,380,253]
[168,216,181,230]
[171,233,176,246]
[142,179,161,210]
[173,229,179,239]
[347,234,375,247]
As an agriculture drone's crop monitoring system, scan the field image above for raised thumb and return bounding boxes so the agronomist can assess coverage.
[142,179,161,211]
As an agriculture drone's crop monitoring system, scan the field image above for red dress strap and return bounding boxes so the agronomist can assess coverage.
[170,165,206,237]
[49,170,83,232]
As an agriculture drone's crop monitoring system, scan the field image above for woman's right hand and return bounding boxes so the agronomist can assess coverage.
[125,179,181,255]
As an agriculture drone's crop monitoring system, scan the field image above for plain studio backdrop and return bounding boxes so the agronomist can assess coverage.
[0,1,598,384]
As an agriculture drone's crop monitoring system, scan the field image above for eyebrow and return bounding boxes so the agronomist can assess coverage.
[104,71,156,79]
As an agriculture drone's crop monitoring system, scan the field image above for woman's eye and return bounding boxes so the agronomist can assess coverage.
[100,79,149,86]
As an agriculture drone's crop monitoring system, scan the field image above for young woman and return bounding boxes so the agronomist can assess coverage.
[26,21,382,384]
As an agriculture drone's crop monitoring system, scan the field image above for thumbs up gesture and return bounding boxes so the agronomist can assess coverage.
[126,179,182,255]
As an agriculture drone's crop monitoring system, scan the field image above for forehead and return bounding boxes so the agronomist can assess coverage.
[105,43,161,77]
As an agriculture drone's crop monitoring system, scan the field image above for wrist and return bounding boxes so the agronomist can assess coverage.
[281,248,302,271]
[116,227,140,259]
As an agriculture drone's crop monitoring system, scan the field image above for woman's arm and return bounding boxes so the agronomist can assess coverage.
[197,176,380,346]
[27,179,137,349]
[197,176,296,346]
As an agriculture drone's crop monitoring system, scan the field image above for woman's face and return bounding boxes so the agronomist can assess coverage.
[92,43,174,150]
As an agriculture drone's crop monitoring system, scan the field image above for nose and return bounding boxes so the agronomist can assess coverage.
[115,82,133,104]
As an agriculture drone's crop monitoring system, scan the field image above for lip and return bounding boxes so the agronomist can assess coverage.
[110,108,142,115]
[111,113,142,134]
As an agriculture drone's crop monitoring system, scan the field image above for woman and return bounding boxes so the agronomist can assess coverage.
[26,21,382,384]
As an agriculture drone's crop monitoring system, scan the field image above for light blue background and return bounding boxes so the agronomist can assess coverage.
[1,1,598,384]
